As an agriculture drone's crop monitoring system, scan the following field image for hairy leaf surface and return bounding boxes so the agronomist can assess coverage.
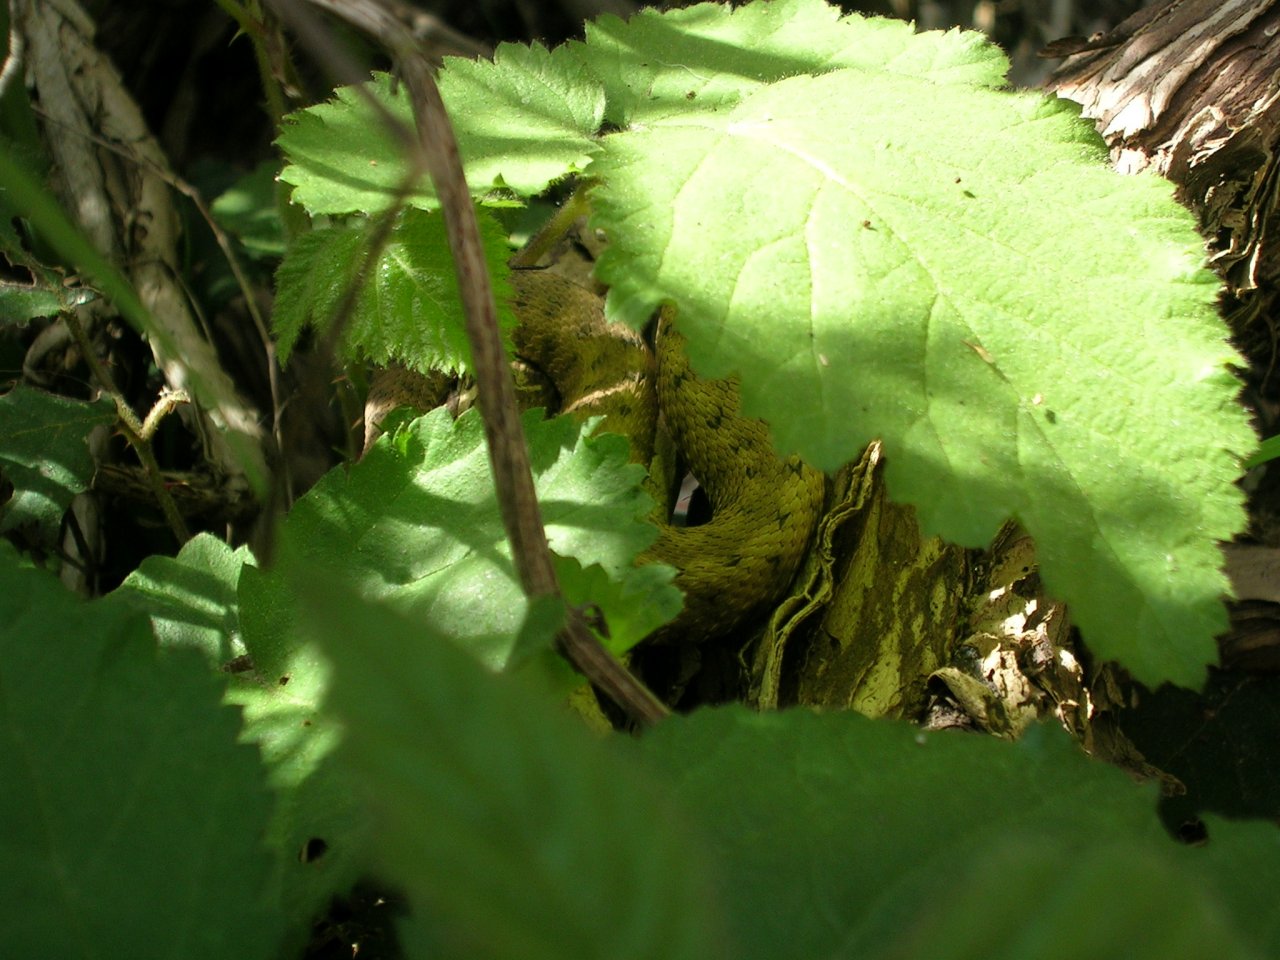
[270,407,677,667]
[575,0,1007,125]
[277,47,603,215]
[639,707,1277,960]
[273,208,514,373]
[591,59,1250,686]
[109,532,252,664]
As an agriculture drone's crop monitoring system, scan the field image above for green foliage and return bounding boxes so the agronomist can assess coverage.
[0,385,114,537]
[299,576,723,960]
[107,535,369,937]
[1245,433,1280,468]
[575,0,1009,124]
[264,406,677,668]
[0,278,65,323]
[211,160,288,258]
[276,0,1250,687]
[590,61,1249,686]
[276,50,603,215]
[639,707,1278,959]
[0,542,283,958]
[8,1,1273,958]
[109,532,254,663]
[273,207,516,373]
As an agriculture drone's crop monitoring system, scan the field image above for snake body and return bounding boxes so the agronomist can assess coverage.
[512,270,825,643]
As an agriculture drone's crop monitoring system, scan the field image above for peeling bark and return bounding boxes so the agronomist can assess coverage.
[1046,0,1280,363]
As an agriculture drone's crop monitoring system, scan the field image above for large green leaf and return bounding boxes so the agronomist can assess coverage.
[0,278,64,323]
[638,707,1278,960]
[108,532,253,665]
[589,41,1249,687]
[273,207,515,373]
[296,575,724,960]
[0,542,281,958]
[0,384,113,537]
[107,534,370,936]
[234,562,371,936]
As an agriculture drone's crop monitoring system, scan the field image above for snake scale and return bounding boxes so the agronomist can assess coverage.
[511,270,826,643]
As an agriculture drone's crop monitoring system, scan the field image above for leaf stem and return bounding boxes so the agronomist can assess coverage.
[509,183,594,269]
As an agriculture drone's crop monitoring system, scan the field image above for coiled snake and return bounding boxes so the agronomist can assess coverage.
[510,270,826,644]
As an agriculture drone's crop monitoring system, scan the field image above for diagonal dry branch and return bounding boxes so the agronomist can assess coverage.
[270,0,669,726]
[14,0,269,493]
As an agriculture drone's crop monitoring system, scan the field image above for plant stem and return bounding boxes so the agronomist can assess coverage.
[273,0,670,727]
[508,183,593,269]
[64,310,191,544]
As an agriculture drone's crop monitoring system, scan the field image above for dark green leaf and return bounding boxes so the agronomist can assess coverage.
[211,160,286,258]
[272,207,515,374]
[296,574,724,960]
[638,708,1279,959]
[0,541,282,958]
[0,384,114,537]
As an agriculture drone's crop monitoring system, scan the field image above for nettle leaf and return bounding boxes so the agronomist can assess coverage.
[639,707,1279,960]
[295,575,724,960]
[591,58,1250,687]
[557,555,683,655]
[273,207,515,373]
[574,0,1007,125]
[103,534,368,940]
[270,406,676,669]
[0,542,282,959]
[277,46,603,216]
[0,385,114,537]
[108,532,253,665]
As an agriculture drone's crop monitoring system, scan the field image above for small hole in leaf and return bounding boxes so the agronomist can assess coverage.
[300,837,329,863]
[1175,818,1208,845]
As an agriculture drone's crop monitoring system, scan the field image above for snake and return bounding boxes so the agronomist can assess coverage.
[511,269,826,644]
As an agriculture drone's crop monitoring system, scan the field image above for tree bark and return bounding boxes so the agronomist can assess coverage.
[1046,0,1280,364]
[1045,0,1280,667]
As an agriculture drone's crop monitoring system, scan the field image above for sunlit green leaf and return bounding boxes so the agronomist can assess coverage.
[575,0,1007,125]
[269,407,675,669]
[277,48,603,216]
[590,37,1249,687]
[273,207,514,374]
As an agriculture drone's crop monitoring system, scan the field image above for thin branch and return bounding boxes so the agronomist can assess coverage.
[63,310,191,544]
[271,0,669,726]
